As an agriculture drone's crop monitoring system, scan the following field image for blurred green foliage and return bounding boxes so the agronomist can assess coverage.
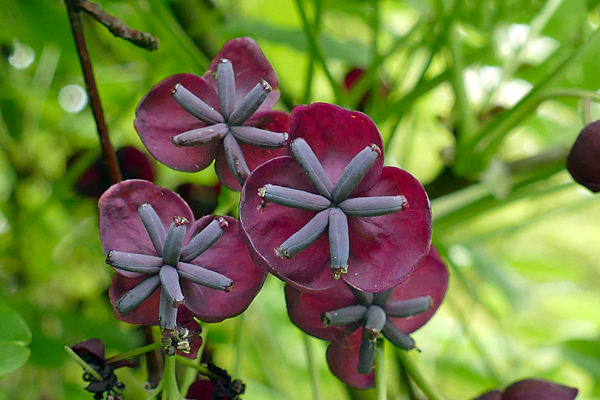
[1,0,600,399]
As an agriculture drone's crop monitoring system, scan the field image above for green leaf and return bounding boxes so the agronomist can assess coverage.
[0,300,32,377]
[561,339,600,379]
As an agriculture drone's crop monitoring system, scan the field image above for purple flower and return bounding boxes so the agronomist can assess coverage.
[473,379,578,400]
[186,364,246,400]
[567,120,600,192]
[134,37,290,190]
[285,247,448,388]
[98,179,267,331]
[239,103,432,292]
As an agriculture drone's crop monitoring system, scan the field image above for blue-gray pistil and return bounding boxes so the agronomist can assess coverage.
[107,204,233,333]
[321,287,433,374]
[170,59,288,185]
[258,138,408,279]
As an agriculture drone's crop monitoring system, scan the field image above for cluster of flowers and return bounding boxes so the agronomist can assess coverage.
[82,37,579,399]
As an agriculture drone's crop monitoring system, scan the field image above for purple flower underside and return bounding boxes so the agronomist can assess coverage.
[286,248,448,389]
[99,180,267,325]
[473,379,578,400]
[240,103,432,292]
[567,120,600,192]
[134,37,290,191]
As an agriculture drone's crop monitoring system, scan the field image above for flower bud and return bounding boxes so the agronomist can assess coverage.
[567,120,600,192]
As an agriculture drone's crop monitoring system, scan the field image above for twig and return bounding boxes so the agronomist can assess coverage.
[78,0,158,51]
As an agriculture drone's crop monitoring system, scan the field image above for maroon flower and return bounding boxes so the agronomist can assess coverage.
[134,37,290,190]
[343,68,390,112]
[70,339,134,400]
[567,120,600,192]
[285,248,448,388]
[239,103,432,292]
[176,182,221,219]
[98,179,267,331]
[473,379,578,400]
[186,364,246,400]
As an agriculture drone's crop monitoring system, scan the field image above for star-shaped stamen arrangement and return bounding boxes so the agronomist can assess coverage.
[170,58,288,185]
[259,138,407,279]
[107,203,232,331]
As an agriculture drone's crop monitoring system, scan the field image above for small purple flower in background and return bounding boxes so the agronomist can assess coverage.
[343,68,390,112]
[567,120,600,192]
[186,364,246,400]
[134,37,290,190]
[71,146,155,198]
[285,248,448,388]
[70,339,134,400]
[98,179,267,333]
[472,378,578,400]
[239,103,432,292]
[176,182,221,219]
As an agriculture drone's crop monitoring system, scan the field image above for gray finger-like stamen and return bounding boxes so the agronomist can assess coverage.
[180,219,225,262]
[358,332,376,375]
[328,207,349,279]
[372,289,395,307]
[332,144,381,203]
[291,138,334,199]
[230,126,288,148]
[223,133,250,185]
[381,320,415,350]
[115,275,160,314]
[177,262,234,292]
[338,195,407,217]
[107,251,163,274]
[321,305,367,327]
[159,290,178,331]
[138,204,166,255]
[384,296,433,318]
[172,123,229,147]
[275,209,330,259]
[162,217,188,267]
[159,265,185,307]
[346,284,374,306]
[228,80,272,125]
[217,59,236,119]
[259,184,331,211]
[171,83,224,124]
[364,305,387,340]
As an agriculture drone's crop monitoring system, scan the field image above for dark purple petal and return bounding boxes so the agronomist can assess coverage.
[215,110,289,191]
[135,74,221,172]
[180,216,267,323]
[204,37,280,111]
[176,183,221,219]
[326,330,375,389]
[287,103,384,196]
[503,379,578,400]
[472,390,503,400]
[71,338,106,364]
[567,120,600,192]
[99,180,194,257]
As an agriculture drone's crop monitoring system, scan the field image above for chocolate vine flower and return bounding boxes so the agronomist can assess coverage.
[567,120,600,192]
[134,37,289,190]
[472,378,578,400]
[70,339,134,400]
[239,103,432,292]
[285,248,448,388]
[99,180,267,330]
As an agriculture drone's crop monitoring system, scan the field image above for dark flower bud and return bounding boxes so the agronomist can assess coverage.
[567,120,600,192]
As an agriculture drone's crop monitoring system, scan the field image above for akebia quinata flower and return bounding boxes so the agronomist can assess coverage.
[99,180,266,331]
[567,120,600,192]
[239,103,432,292]
[134,37,289,190]
[285,248,448,389]
[472,378,578,400]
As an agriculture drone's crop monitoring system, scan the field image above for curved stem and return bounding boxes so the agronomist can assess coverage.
[163,352,182,399]
[175,355,223,380]
[64,346,103,381]
[105,341,162,365]
[397,350,445,400]
[304,335,322,400]
[375,340,386,400]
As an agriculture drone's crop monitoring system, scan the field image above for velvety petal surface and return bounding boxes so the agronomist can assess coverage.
[204,37,280,111]
[181,216,267,323]
[108,273,161,325]
[99,180,194,258]
[214,110,290,190]
[287,103,384,196]
[326,330,375,389]
[503,379,578,400]
[135,74,221,172]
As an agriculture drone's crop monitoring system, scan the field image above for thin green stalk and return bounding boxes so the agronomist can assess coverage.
[304,335,322,400]
[105,341,162,365]
[582,97,592,125]
[232,313,245,378]
[163,353,182,399]
[180,324,208,394]
[64,346,103,381]
[294,0,342,104]
[175,355,222,380]
[539,88,600,103]
[397,350,444,400]
[302,0,322,103]
[375,340,386,400]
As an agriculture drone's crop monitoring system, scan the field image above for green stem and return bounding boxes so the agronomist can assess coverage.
[302,0,322,103]
[304,335,322,400]
[375,340,386,400]
[233,313,245,378]
[105,341,162,365]
[64,346,103,382]
[582,97,592,125]
[175,355,222,380]
[180,324,209,395]
[397,350,444,400]
[163,353,182,399]
[539,88,600,103]
[294,0,342,104]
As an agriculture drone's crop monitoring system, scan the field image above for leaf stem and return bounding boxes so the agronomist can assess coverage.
[304,334,322,400]
[397,350,444,400]
[174,355,222,380]
[105,341,162,365]
[64,346,104,382]
[375,340,386,400]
